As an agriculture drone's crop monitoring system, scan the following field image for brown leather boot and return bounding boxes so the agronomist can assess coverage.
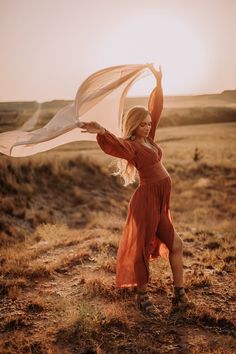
[171,286,194,311]
[136,290,160,317]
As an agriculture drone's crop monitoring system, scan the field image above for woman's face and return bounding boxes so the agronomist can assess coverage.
[135,114,152,138]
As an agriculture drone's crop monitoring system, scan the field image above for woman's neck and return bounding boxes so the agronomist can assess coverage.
[135,136,148,144]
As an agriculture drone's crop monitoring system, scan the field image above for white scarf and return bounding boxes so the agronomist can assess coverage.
[0,64,153,157]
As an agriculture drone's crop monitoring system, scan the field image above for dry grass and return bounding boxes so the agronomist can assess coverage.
[0,120,235,353]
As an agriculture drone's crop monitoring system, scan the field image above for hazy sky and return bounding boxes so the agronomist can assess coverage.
[1,0,235,102]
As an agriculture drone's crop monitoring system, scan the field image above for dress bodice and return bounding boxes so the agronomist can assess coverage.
[131,138,163,170]
[131,140,170,185]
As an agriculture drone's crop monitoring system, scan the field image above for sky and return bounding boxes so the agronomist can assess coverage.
[0,0,235,102]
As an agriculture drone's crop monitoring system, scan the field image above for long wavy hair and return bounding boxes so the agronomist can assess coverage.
[111,106,150,186]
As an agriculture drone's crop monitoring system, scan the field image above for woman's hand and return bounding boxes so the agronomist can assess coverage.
[79,121,105,134]
[146,63,162,84]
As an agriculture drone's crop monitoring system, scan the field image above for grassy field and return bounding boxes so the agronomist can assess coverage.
[0,115,235,353]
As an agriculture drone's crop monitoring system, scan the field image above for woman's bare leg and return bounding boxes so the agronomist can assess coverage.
[168,230,194,309]
[169,230,184,287]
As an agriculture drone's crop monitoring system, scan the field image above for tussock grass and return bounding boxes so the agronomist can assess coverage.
[186,272,213,289]
[83,278,121,300]
[102,301,135,326]
[0,329,56,354]
[98,257,116,274]
[0,153,133,246]
[82,276,136,301]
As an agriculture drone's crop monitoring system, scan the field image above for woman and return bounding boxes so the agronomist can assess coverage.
[79,64,192,317]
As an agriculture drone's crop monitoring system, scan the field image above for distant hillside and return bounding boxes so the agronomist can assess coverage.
[0,90,236,132]
[220,90,236,101]
[163,89,236,108]
[126,90,236,110]
[0,101,38,132]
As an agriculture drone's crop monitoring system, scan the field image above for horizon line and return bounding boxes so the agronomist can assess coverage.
[0,89,235,104]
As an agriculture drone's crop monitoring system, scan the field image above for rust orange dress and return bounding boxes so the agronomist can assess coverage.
[96,84,176,288]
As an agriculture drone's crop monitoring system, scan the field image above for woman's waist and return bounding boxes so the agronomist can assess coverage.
[137,161,170,185]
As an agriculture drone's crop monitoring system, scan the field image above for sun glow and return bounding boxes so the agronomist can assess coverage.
[101,11,210,95]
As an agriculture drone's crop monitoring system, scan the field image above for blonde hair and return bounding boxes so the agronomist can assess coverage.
[111,106,150,186]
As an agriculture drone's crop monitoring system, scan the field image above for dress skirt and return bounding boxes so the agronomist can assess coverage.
[115,167,176,288]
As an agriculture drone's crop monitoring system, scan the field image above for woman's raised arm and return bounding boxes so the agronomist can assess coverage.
[148,84,163,141]
[146,64,163,141]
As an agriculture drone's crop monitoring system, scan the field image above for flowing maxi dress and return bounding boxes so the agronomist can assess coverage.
[96,84,176,288]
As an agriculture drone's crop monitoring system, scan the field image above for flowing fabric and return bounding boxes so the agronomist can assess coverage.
[0,64,153,157]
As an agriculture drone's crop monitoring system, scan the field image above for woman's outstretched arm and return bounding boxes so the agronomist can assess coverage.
[79,121,135,161]
[147,64,163,141]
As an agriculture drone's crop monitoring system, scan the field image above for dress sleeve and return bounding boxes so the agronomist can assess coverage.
[96,129,135,161]
[148,84,164,141]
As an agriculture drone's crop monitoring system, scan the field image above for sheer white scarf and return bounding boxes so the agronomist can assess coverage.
[0,64,154,157]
